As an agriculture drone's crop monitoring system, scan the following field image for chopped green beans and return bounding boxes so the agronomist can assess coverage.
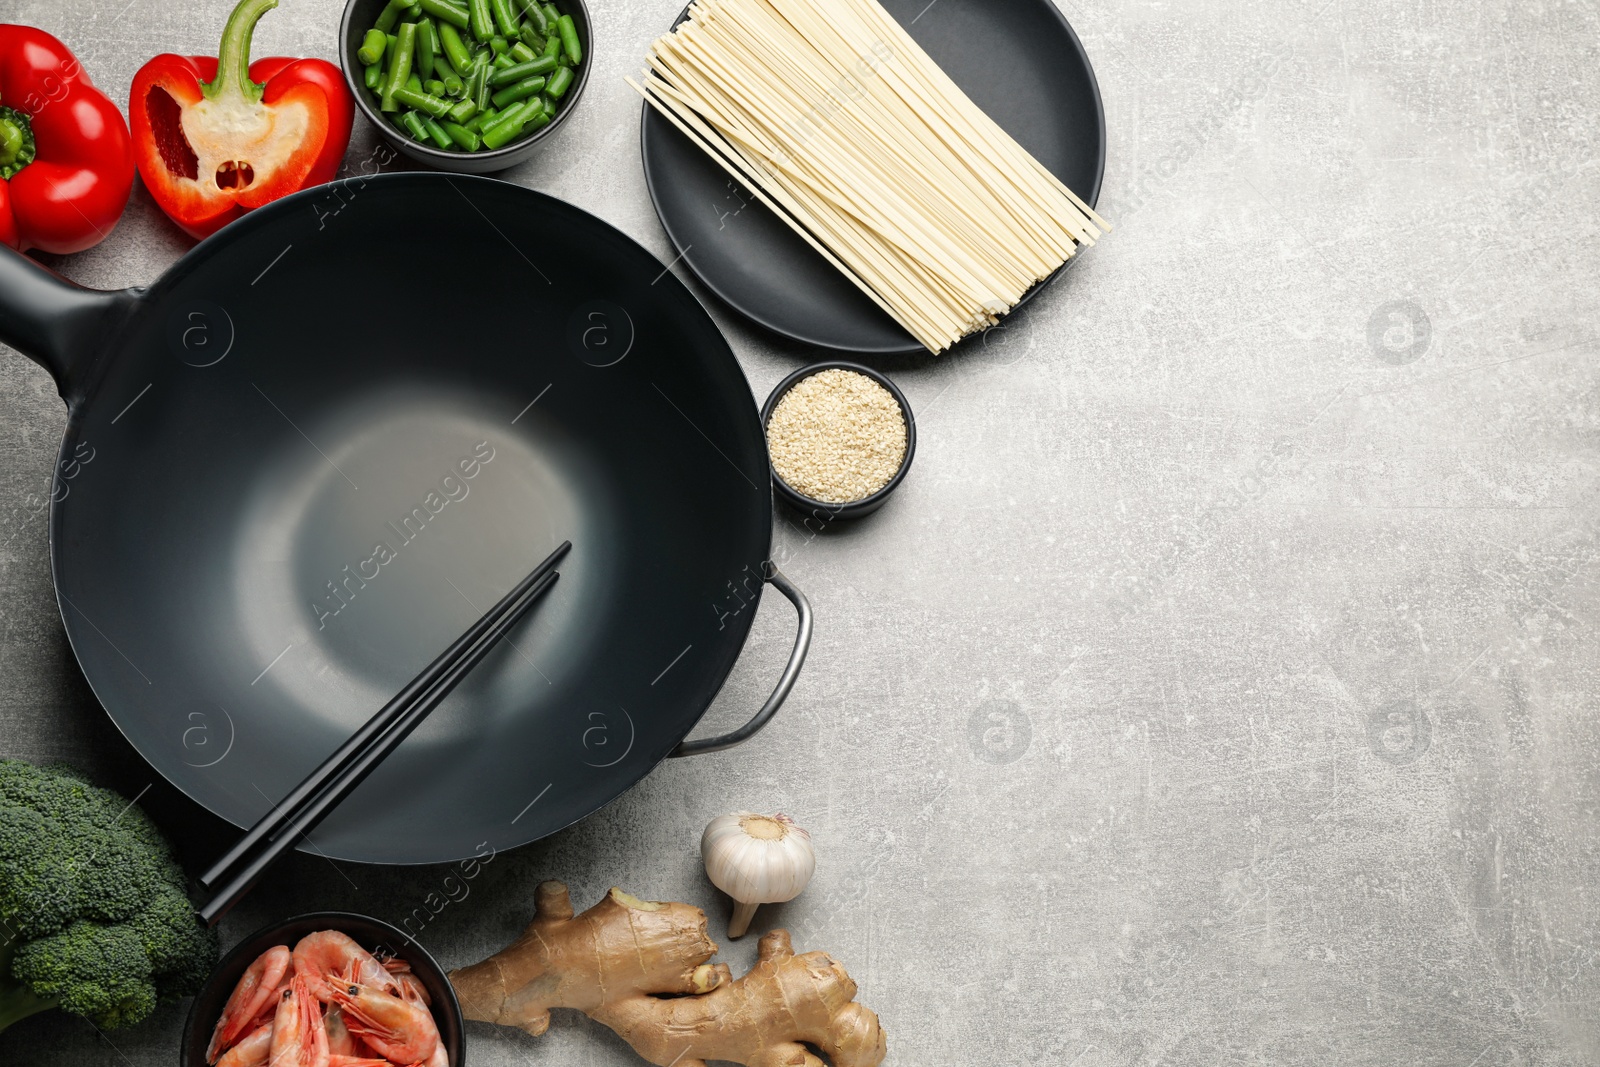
[360,0,582,152]
[490,0,521,37]
[442,121,481,150]
[544,63,573,99]
[423,117,454,149]
[556,15,580,64]
[490,55,556,85]
[490,75,545,108]
[468,0,494,41]
[519,0,549,34]
[374,0,415,33]
[380,19,417,112]
[438,21,474,76]
[416,17,439,78]
[392,85,454,118]
[418,0,470,29]
[469,51,492,109]
[400,110,428,140]
[358,28,388,65]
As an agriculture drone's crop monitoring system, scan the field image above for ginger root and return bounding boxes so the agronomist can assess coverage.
[448,881,886,1067]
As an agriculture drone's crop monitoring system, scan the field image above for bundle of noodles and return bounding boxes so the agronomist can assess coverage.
[630,0,1109,353]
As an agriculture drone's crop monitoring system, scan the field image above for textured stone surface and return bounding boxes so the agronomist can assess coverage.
[2,0,1597,1064]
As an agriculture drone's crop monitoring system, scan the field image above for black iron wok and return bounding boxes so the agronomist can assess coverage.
[0,172,809,864]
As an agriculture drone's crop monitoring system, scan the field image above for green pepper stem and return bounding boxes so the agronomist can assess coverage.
[202,0,280,103]
[0,106,36,180]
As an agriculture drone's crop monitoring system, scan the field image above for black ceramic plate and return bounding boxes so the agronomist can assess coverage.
[639,0,1106,354]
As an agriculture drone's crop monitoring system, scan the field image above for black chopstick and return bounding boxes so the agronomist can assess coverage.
[195,545,568,917]
[198,541,570,894]
[197,565,561,926]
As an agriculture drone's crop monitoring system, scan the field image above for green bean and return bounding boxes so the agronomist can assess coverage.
[406,72,423,93]
[518,0,549,35]
[415,17,439,78]
[510,40,535,63]
[469,51,493,109]
[542,4,559,28]
[519,25,545,52]
[448,97,478,123]
[439,68,464,95]
[544,63,574,99]
[479,107,528,150]
[465,106,497,132]
[542,32,562,61]
[437,22,474,77]
[442,121,481,150]
[418,0,470,29]
[524,100,553,131]
[469,0,494,42]
[363,62,383,90]
[424,78,447,96]
[400,110,428,140]
[490,75,545,108]
[422,116,454,149]
[380,20,417,112]
[490,0,521,37]
[555,14,581,64]
[493,52,514,70]
[374,0,414,33]
[392,85,454,118]
[490,55,556,85]
[492,35,512,55]
[358,28,388,65]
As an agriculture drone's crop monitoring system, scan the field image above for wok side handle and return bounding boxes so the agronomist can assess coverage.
[670,564,812,758]
[0,245,140,406]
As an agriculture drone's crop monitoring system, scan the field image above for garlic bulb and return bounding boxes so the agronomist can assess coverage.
[701,812,816,938]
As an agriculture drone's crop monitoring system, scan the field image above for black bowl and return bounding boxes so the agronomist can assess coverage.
[340,0,593,172]
[761,361,917,521]
[180,912,466,1067]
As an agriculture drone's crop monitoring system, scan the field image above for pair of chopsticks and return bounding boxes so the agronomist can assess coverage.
[195,541,572,926]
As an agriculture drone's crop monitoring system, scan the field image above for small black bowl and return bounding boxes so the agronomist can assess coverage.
[339,0,593,173]
[180,912,465,1067]
[761,361,917,521]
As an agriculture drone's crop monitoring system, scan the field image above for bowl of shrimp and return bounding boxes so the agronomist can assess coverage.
[182,913,464,1067]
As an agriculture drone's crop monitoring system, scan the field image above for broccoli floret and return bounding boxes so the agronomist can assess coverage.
[0,760,219,1035]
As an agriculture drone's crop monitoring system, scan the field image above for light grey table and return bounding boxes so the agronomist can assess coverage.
[3,0,1596,1063]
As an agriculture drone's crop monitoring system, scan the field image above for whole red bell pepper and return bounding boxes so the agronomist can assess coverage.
[130,0,354,240]
[0,26,135,254]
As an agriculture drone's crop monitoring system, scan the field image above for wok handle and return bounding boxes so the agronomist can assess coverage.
[670,564,812,758]
[0,244,140,405]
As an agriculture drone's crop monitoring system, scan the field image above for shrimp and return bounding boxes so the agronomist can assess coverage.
[383,957,431,1005]
[207,945,292,1063]
[292,930,400,1004]
[215,1022,273,1067]
[324,1005,357,1057]
[328,968,440,1066]
[326,1059,392,1067]
[270,974,330,1067]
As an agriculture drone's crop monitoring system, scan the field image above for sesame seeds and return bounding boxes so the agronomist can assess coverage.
[766,369,907,504]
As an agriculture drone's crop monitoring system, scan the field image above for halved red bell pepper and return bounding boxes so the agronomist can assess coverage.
[130,0,354,240]
[0,25,135,254]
